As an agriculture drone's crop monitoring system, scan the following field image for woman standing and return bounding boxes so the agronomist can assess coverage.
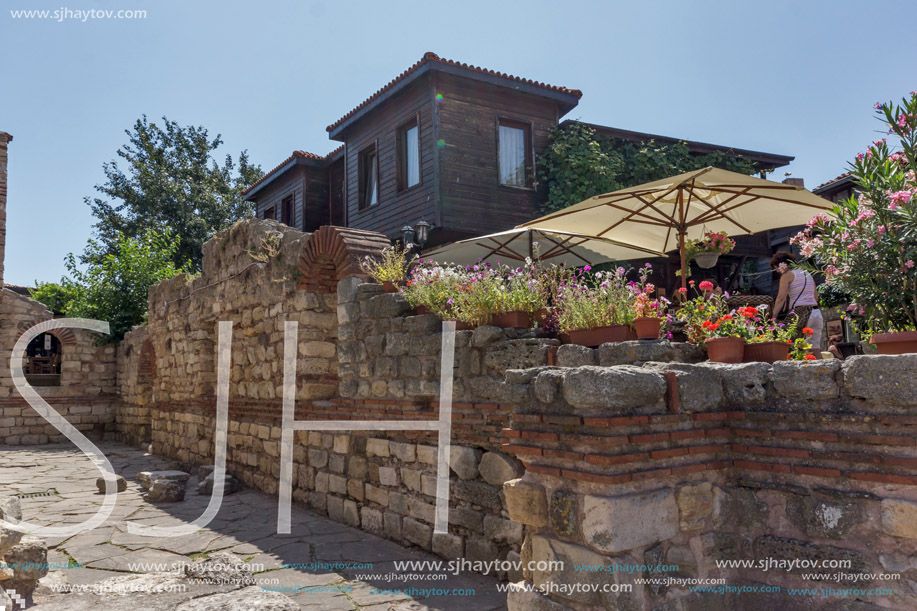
[771,251,823,352]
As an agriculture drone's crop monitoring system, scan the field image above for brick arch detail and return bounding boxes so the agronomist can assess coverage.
[298,225,391,292]
[16,318,77,345]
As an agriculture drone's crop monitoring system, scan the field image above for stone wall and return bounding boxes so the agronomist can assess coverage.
[0,131,10,288]
[501,356,917,610]
[0,289,117,445]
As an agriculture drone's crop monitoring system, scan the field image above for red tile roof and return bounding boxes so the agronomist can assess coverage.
[242,150,325,196]
[814,172,852,191]
[326,52,583,133]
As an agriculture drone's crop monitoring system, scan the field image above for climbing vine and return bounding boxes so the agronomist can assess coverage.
[537,122,763,214]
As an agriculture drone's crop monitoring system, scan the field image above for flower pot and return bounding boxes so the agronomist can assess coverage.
[534,308,551,324]
[869,331,917,355]
[693,253,720,269]
[444,320,474,331]
[415,305,431,316]
[381,280,401,293]
[491,310,532,329]
[633,317,663,340]
[562,324,630,348]
[743,340,790,364]
[705,337,745,363]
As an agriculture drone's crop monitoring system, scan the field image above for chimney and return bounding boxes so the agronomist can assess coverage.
[782,177,805,188]
[0,131,10,291]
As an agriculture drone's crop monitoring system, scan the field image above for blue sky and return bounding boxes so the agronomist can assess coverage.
[2,0,915,285]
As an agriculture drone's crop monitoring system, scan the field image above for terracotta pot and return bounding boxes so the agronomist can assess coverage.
[869,331,917,355]
[694,253,720,269]
[534,308,551,324]
[491,310,532,329]
[562,324,630,348]
[743,340,790,364]
[415,305,431,315]
[633,317,663,340]
[444,320,474,331]
[705,337,745,363]
[381,280,401,293]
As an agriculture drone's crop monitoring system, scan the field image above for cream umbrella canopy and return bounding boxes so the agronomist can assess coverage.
[422,227,665,267]
[518,167,836,290]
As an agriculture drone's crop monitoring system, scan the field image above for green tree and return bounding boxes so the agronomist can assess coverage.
[537,122,762,214]
[31,230,189,342]
[86,116,263,270]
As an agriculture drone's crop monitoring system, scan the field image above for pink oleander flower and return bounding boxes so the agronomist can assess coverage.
[907,260,916,269]
[889,190,913,204]
[898,114,909,128]
[878,225,886,234]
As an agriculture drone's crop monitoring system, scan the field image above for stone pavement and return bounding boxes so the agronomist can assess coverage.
[0,443,507,610]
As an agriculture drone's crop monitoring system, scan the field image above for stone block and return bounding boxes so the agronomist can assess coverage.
[507,584,572,611]
[384,511,402,541]
[676,482,713,530]
[361,507,384,536]
[366,438,390,458]
[147,478,187,503]
[531,536,620,607]
[402,468,422,493]
[787,493,867,540]
[454,480,502,511]
[417,445,437,465]
[327,496,344,522]
[598,339,703,366]
[643,363,723,412]
[432,532,464,560]
[449,506,484,532]
[347,456,368,479]
[365,484,388,506]
[343,500,360,527]
[504,479,548,527]
[550,490,577,537]
[137,470,190,490]
[532,368,565,404]
[844,354,917,406]
[308,448,328,469]
[390,441,416,462]
[472,325,505,347]
[367,293,412,318]
[555,344,597,367]
[328,453,345,474]
[96,475,127,493]
[882,498,917,539]
[720,362,771,405]
[449,445,483,480]
[378,467,399,487]
[562,365,667,411]
[403,517,432,549]
[407,498,435,524]
[337,276,365,304]
[483,515,523,544]
[466,535,499,563]
[483,339,557,372]
[773,359,841,399]
[328,474,347,495]
[479,451,523,486]
[333,435,350,454]
[583,489,679,553]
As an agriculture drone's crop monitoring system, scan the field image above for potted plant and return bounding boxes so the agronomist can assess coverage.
[490,260,544,328]
[702,312,750,363]
[743,309,796,363]
[671,281,721,343]
[685,231,736,269]
[793,91,917,354]
[631,264,668,339]
[360,244,412,292]
[556,266,636,347]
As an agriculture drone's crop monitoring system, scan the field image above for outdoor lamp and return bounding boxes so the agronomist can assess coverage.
[401,225,416,248]
[414,220,432,247]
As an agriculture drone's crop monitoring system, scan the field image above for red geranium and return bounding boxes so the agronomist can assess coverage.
[802,327,814,335]
[804,354,817,360]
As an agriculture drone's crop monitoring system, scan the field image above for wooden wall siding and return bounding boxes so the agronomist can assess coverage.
[341,78,436,238]
[254,168,306,230]
[328,158,346,226]
[437,73,557,237]
[303,166,330,232]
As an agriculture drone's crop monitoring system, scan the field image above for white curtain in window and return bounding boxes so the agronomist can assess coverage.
[366,152,378,206]
[499,124,526,186]
[405,125,419,187]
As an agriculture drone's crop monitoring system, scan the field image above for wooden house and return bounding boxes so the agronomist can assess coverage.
[244,52,793,249]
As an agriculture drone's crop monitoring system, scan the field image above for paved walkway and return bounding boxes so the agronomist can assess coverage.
[0,443,506,610]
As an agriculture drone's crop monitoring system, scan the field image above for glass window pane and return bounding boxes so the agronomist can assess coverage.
[366,152,378,206]
[404,125,419,188]
[499,124,526,186]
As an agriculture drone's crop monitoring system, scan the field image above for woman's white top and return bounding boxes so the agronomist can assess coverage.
[787,270,818,307]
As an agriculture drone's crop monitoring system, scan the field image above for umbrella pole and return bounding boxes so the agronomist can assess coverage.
[679,230,687,292]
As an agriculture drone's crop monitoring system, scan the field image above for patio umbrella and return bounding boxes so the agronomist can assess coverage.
[518,167,835,289]
[422,227,665,267]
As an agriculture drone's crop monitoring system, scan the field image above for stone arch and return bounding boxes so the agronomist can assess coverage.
[138,338,156,382]
[16,318,77,345]
[298,225,390,292]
